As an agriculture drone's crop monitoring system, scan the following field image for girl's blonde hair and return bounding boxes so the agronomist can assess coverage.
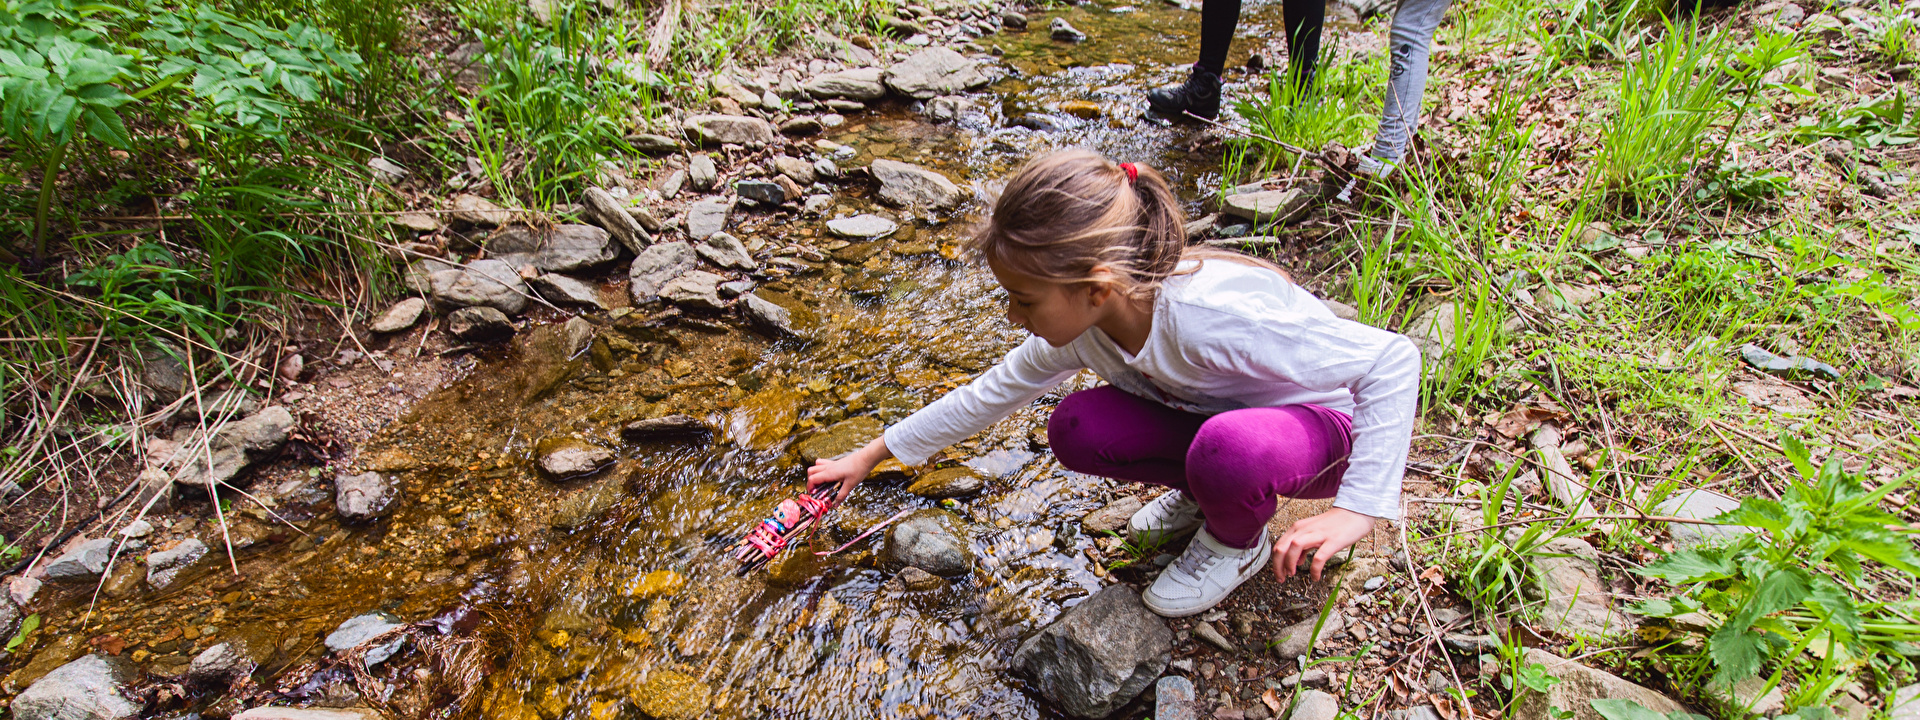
[969,149,1285,300]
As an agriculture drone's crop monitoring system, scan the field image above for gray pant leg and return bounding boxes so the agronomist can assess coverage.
[1372,0,1452,161]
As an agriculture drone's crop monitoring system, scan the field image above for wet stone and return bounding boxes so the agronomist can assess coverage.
[1002,10,1028,28]
[887,509,972,576]
[884,47,990,99]
[659,270,728,311]
[325,612,405,667]
[622,415,713,441]
[233,709,382,720]
[794,416,884,462]
[779,115,823,136]
[907,467,987,499]
[187,642,250,684]
[737,180,786,205]
[742,293,803,339]
[146,538,208,589]
[686,200,732,240]
[12,654,141,720]
[334,472,396,521]
[528,274,605,309]
[369,298,426,334]
[1080,496,1144,534]
[447,306,515,343]
[697,233,757,271]
[871,159,968,211]
[44,538,114,582]
[1050,17,1088,42]
[826,213,899,239]
[630,242,699,304]
[628,669,710,720]
[1011,585,1171,718]
[719,279,757,298]
[550,475,625,530]
[535,437,616,479]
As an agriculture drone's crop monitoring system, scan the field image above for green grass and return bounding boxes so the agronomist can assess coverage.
[1593,19,1729,207]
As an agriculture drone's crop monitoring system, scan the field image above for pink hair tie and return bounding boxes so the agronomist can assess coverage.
[1120,162,1139,183]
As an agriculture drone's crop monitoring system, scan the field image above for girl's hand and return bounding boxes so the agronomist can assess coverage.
[1271,508,1376,583]
[805,436,892,506]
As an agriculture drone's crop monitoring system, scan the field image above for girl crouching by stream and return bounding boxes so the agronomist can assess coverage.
[806,150,1420,617]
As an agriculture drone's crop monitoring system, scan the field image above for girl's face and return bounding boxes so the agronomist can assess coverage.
[988,259,1107,347]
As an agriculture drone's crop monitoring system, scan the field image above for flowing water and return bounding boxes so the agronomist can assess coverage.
[16,2,1334,717]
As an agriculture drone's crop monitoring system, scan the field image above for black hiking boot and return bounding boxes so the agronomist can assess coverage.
[1147,65,1222,120]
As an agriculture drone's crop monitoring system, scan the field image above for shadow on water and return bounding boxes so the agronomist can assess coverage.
[23,1,1313,717]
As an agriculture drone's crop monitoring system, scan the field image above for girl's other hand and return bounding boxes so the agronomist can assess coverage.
[1270,508,1376,583]
[805,437,892,506]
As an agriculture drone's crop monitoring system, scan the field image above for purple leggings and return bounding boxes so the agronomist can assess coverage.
[1049,386,1354,550]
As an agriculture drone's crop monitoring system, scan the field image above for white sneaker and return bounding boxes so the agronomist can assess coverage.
[1128,490,1203,543]
[1142,527,1271,618]
[1355,153,1397,179]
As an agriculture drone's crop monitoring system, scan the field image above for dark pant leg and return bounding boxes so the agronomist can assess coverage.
[1184,404,1354,549]
[1048,386,1208,490]
[1198,0,1244,75]
[1281,0,1326,92]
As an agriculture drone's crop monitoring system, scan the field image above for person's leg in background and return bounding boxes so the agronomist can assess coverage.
[1146,0,1242,118]
[1280,0,1326,97]
[1359,0,1453,175]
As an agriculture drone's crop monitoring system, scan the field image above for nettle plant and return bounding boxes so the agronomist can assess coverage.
[1632,435,1920,712]
[0,0,362,257]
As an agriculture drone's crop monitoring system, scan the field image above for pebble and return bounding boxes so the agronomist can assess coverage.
[1193,621,1238,653]
[1362,575,1384,591]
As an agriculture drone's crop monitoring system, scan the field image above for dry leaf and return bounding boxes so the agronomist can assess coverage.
[1434,693,1460,720]
[1489,402,1568,438]
[1262,688,1282,714]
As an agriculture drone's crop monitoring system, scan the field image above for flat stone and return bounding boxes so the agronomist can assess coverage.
[907,467,987,498]
[528,274,605,309]
[718,279,756,298]
[535,437,615,478]
[871,159,967,211]
[1011,585,1171,718]
[1707,675,1785,717]
[389,212,440,233]
[446,306,514,342]
[779,116,822,136]
[794,416,883,462]
[884,47,990,99]
[685,114,775,145]
[805,67,888,100]
[773,156,817,186]
[802,194,834,216]
[1272,612,1347,660]
[685,200,731,240]
[334,472,396,521]
[1654,489,1747,549]
[1513,648,1684,720]
[659,270,728,311]
[325,612,405,667]
[888,509,972,576]
[1049,16,1088,42]
[448,193,511,226]
[44,538,115,582]
[895,566,947,591]
[1194,621,1238,653]
[170,406,295,489]
[695,233,756,271]
[1287,690,1340,720]
[629,242,698,304]
[1890,684,1920,720]
[430,258,530,315]
[622,415,713,441]
[688,154,718,191]
[187,642,251,683]
[1321,298,1360,321]
[582,187,650,254]
[1081,496,1144,534]
[628,205,664,233]
[146,538,208,589]
[627,133,681,154]
[1531,537,1632,640]
[826,214,899,239]
[369,298,427,333]
[1157,675,1198,720]
[1222,189,1310,225]
[484,224,619,274]
[12,654,141,720]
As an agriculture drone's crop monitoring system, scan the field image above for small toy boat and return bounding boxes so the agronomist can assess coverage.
[732,486,837,575]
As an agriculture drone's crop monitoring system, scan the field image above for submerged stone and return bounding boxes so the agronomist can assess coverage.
[535,437,616,479]
[793,416,884,462]
[325,612,405,667]
[907,467,987,499]
[826,214,899,239]
[628,670,710,719]
[886,509,971,576]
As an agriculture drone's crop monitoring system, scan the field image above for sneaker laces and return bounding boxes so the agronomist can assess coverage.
[1171,541,1224,579]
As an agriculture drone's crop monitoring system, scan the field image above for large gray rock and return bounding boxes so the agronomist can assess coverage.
[484,225,618,274]
[826,214,899,239]
[334,472,396,521]
[146,537,208,589]
[697,233,756,271]
[659,270,728,311]
[886,509,971,576]
[1529,537,1633,640]
[688,154,718,191]
[736,179,787,205]
[1050,16,1088,42]
[446,306,514,343]
[44,538,115,582]
[448,193,510,226]
[581,188,650,254]
[429,258,531,315]
[1891,684,1920,720]
[528,274,605,309]
[629,242,699,303]
[171,406,295,489]
[1654,489,1746,549]
[325,612,405,667]
[871,159,967,212]
[685,114,775,145]
[1223,189,1309,226]
[1513,648,1684,720]
[805,67,888,100]
[685,200,732,240]
[187,642,252,684]
[1010,585,1172,718]
[11,654,141,720]
[884,47,990,99]
[773,156,817,186]
[627,133,681,155]
[368,298,427,334]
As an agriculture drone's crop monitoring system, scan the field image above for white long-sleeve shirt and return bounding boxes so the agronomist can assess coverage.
[882,258,1421,520]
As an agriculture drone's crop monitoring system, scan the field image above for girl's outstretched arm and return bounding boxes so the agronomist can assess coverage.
[806,436,892,505]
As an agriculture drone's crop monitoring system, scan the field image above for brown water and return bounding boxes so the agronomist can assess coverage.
[14,2,1317,717]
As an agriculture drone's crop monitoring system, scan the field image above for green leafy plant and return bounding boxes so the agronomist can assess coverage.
[1796,89,1920,148]
[1693,162,1795,206]
[1590,699,1709,720]
[5,613,38,654]
[1593,19,1730,206]
[1631,435,1920,699]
